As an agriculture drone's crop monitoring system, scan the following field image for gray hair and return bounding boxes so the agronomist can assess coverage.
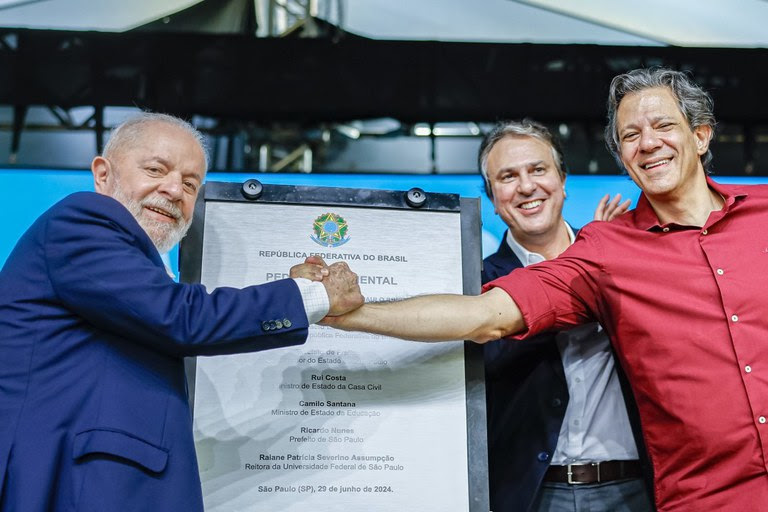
[605,68,716,172]
[103,112,209,171]
[478,119,567,198]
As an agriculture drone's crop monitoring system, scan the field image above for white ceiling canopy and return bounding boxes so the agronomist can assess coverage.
[0,0,203,32]
[517,0,768,47]
[332,0,661,45]
[0,0,766,48]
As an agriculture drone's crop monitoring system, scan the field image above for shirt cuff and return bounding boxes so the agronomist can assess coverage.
[293,278,330,324]
[483,270,557,340]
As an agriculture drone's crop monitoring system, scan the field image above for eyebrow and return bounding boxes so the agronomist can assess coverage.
[497,160,547,173]
[141,156,203,183]
[620,115,676,133]
[186,171,204,183]
[140,156,172,168]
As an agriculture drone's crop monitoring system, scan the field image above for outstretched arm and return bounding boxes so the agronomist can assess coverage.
[321,287,524,344]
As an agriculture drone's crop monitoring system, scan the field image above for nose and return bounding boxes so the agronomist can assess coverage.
[157,173,183,201]
[638,127,662,152]
[517,173,537,195]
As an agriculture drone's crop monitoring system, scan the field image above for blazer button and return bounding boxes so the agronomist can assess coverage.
[269,320,277,330]
[261,321,271,331]
[283,318,292,328]
[537,452,550,462]
[551,398,562,407]
[275,320,284,329]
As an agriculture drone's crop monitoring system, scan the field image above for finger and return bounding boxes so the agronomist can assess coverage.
[305,262,329,277]
[305,255,326,267]
[318,315,337,325]
[617,198,632,214]
[603,196,631,221]
[593,194,610,221]
[290,263,325,281]
[329,261,350,271]
[603,194,622,218]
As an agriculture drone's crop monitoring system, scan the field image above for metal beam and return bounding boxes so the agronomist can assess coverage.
[1,29,767,125]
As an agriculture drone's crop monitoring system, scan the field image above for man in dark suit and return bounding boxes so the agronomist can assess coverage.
[0,113,363,511]
[479,120,652,511]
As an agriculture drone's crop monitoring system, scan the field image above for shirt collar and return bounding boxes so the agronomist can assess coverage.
[505,222,575,267]
[160,252,176,279]
[633,176,748,231]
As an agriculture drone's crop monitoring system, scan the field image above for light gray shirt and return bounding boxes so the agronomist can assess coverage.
[506,227,639,464]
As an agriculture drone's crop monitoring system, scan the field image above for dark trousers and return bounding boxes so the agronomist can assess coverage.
[531,478,653,512]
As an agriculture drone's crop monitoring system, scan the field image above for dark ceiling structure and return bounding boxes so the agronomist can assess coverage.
[2,27,768,173]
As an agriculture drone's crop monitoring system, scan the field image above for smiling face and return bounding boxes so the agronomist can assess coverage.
[616,86,712,201]
[485,135,566,245]
[92,121,206,253]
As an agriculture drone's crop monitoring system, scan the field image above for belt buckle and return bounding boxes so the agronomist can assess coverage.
[566,462,600,485]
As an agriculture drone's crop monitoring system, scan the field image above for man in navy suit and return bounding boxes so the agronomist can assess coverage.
[0,113,363,511]
[479,120,652,511]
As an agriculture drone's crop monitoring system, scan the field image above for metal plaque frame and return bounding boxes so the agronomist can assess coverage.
[180,180,487,512]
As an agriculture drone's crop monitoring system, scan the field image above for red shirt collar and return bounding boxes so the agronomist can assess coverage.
[632,176,748,231]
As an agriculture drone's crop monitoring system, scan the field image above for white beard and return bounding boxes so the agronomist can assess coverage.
[110,181,192,254]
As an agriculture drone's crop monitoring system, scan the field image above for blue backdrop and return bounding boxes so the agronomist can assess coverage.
[1,169,765,277]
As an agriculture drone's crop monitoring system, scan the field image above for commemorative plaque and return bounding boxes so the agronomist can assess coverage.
[180,181,487,511]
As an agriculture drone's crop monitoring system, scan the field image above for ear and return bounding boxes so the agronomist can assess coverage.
[91,156,112,194]
[485,181,499,213]
[489,192,500,215]
[693,125,713,156]
[561,176,567,199]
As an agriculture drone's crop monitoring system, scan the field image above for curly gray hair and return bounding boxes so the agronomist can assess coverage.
[605,68,715,172]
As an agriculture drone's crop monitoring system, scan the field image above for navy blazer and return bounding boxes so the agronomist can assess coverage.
[483,231,650,512]
[483,233,569,512]
[0,192,310,511]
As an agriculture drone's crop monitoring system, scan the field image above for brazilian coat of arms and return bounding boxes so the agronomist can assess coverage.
[311,212,350,247]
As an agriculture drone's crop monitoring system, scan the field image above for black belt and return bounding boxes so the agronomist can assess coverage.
[543,460,642,485]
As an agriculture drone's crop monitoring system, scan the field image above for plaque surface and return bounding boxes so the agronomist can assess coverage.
[187,184,485,511]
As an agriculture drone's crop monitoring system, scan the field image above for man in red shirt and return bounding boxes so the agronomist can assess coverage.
[324,68,768,511]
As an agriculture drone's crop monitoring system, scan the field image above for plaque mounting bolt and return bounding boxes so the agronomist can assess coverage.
[405,187,427,208]
[241,179,264,200]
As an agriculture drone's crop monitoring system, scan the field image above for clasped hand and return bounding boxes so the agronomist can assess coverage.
[290,256,364,316]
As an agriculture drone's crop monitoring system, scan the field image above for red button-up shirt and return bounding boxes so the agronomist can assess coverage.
[485,178,768,511]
